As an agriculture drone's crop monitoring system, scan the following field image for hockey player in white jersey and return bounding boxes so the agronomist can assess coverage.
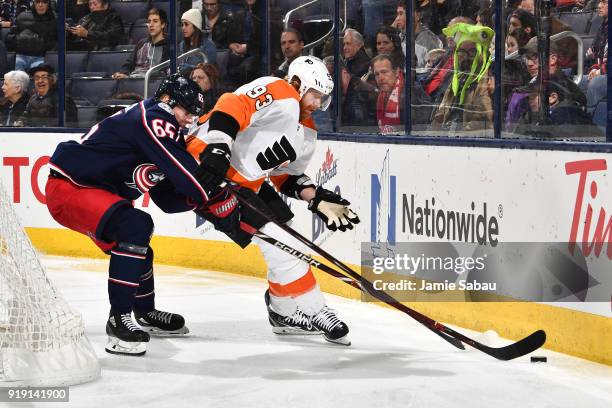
[188,56,360,345]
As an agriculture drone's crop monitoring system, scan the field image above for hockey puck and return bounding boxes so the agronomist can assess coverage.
[530,356,547,363]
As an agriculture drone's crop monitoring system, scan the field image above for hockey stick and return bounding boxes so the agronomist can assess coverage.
[232,188,546,361]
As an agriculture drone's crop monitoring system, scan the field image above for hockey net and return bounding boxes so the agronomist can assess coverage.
[0,179,100,386]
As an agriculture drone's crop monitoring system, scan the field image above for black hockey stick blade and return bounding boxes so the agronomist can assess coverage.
[475,329,547,361]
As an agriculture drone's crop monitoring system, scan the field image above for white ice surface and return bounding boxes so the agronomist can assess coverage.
[11,255,612,408]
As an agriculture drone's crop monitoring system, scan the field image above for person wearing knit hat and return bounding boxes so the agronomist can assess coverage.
[181,8,202,31]
[179,8,217,69]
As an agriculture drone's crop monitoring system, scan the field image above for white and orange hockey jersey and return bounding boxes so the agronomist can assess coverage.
[186,76,317,192]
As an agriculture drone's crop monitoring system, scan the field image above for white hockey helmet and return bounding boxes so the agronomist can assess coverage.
[287,56,334,111]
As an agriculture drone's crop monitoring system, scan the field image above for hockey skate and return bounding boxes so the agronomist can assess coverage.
[134,309,189,336]
[105,309,150,356]
[265,290,322,335]
[311,306,351,346]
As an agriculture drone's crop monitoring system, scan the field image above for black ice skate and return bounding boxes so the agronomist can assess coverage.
[265,290,322,335]
[134,309,189,336]
[105,309,150,356]
[311,306,351,346]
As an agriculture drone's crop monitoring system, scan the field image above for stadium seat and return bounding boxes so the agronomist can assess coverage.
[70,78,118,106]
[592,98,606,133]
[559,12,602,35]
[44,52,88,77]
[587,15,603,36]
[1,27,9,43]
[115,77,146,99]
[87,51,131,76]
[582,36,595,53]
[112,1,148,28]
[6,52,15,71]
[215,49,229,78]
[76,105,98,128]
[115,77,163,99]
[129,24,150,45]
[150,0,170,15]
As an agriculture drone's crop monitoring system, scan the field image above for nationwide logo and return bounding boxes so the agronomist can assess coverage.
[371,150,500,246]
[403,195,500,246]
[315,147,338,186]
[565,159,611,260]
[371,150,396,244]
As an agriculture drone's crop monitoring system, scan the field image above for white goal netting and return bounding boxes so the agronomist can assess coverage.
[0,180,100,386]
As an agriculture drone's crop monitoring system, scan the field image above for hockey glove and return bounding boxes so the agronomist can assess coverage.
[195,186,270,248]
[195,143,231,194]
[308,186,360,232]
[195,187,239,234]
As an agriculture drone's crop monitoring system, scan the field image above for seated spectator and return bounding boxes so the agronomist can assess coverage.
[6,0,57,72]
[391,1,443,55]
[581,0,608,113]
[372,53,404,135]
[476,6,493,28]
[507,9,537,38]
[273,28,304,78]
[421,17,474,105]
[343,28,370,78]
[431,23,495,133]
[112,8,169,79]
[506,37,587,131]
[67,0,124,51]
[505,27,530,55]
[325,56,377,128]
[66,0,89,23]
[417,48,446,83]
[374,26,405,69]
[414,3,443,52]
[0,0,29,28]
[190,62,221,114]
[514,81,595,138]
[19,64,78,127]
[0,70,29,126]
[425,49,446,70]
[178,8,217,74]
[226,0,261,85]
[202,0,237,50]
[586,0,608,80]
[517,0,535,14]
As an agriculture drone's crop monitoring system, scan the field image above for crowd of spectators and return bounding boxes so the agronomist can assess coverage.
[0,0,606,141]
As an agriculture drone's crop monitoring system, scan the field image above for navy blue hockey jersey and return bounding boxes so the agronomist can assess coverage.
[49,98,208,213]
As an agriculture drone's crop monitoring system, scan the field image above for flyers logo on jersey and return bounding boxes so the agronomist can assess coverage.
[256,135,297,171]
[126,163,166,193]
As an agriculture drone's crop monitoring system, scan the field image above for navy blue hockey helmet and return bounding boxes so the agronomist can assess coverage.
[155,73,205,116]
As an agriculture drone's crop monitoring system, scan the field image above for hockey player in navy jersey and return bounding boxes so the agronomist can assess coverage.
[45,74,211,356]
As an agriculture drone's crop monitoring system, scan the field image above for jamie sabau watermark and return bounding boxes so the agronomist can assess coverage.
[361,242,610,303]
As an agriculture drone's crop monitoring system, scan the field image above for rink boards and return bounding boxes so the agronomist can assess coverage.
[0,131,610,365]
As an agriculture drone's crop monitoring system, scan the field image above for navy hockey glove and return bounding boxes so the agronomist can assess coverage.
[195,143,231,194]
[308,186,360,232]
[196,187,239,234]
[195,186,269,248]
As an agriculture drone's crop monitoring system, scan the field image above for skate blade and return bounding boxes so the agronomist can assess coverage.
[105,337,147,356]
[323,334,351,346]
[271,326,322,335]
[140,325,190,337]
